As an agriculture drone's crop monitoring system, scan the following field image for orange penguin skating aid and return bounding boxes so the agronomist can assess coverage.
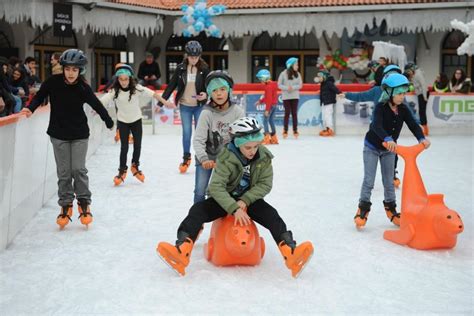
[383,143,464,250]
[204,216,265,266]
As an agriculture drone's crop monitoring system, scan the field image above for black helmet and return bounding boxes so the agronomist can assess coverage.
[404,62,417,72]
[205,70,234,89]
[60,49,87,70]
[185,41,202,56]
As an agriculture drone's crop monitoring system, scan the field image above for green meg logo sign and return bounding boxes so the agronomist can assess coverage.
[440,99,474,114]
[433,97,474,121]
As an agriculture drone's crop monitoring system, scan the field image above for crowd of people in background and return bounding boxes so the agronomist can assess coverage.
[1,47,472,120]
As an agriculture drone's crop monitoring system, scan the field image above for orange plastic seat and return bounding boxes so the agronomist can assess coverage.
[383,143,464,250]
[204,216,265,266]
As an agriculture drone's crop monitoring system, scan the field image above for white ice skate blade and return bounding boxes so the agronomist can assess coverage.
[294,251,314,279]
[156,251,184,277]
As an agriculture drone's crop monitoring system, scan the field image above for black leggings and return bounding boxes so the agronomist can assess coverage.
[118,119,142,169]
[417,94,427,125]
[177,198,288,244]
[283,99,299,132]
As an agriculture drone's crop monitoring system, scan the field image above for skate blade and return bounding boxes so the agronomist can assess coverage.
[293,251,314,279]
[156,251,184,277]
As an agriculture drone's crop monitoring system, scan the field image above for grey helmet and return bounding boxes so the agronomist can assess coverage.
[60,49,88,74]
[185,41,202,56]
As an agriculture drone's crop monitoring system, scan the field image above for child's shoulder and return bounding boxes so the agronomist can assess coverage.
[258,145,274,160]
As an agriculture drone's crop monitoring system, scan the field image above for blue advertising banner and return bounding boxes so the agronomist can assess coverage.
[241,93,323,127]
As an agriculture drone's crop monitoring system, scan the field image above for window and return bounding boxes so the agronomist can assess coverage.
[441,31,472,78]
[165,32,228,82]
[251,32,319,83]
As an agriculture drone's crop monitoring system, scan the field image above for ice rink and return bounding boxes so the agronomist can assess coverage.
[1,126,472,315]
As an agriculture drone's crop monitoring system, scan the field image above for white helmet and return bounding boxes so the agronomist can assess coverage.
[229,117,262,137]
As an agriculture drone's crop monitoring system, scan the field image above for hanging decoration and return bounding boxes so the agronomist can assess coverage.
[181,0,226,38]
[450,19,474,56]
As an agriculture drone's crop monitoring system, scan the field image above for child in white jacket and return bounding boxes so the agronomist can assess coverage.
[100,67,173,185]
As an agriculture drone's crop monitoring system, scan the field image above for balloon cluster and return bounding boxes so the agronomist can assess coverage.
[181,1,226,38]
[322,50,348,71]
[347,47,370,71]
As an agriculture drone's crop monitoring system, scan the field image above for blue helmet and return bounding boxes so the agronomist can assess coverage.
[383,65,402,75]
[286,57,298,69]
[256,69,271,81]
[381,73,409,89]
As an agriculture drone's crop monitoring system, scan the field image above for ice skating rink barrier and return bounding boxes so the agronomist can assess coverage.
[0,105,112,250]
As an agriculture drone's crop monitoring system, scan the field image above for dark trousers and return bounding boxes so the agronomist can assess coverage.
[283,99,299,132]
[417,94,427,125]
[118,119,143,169]
[177,198,288,244]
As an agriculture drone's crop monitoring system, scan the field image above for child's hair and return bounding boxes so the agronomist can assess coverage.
[286,67,299,80]
[183,54,208,71]
[113,75,138,102]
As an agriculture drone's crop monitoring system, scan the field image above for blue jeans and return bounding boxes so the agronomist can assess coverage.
[359,144,396,203]
[194,163,213,203]
[263,106,276,135]
[13,95,22,113]
[180,104,203,155]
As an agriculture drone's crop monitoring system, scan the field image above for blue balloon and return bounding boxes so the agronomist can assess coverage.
[194,21,204,32]
[181,5,189,12]
[183,30,192,37]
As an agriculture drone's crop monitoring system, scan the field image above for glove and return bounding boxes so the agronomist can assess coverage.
[105,118,114,129]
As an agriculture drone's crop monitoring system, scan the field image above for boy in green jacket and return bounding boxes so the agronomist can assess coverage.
[157,117,314,278]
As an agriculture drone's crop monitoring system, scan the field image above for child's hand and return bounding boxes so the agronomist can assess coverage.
[420,139,431,149]
[233,208,251,226]
[386,141,397,153]
[196,92,207,101]
[163,100,175,109]
[264,110,269,117]
[236,200,247,211]
[20,108,32,118]
[201,160,215,169]
[337,93,345,100]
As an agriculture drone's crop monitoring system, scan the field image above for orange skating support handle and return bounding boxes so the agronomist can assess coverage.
[204,215,265,266]
[382,142,464,250]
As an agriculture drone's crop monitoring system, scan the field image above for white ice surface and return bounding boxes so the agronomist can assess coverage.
[1,126,473,315]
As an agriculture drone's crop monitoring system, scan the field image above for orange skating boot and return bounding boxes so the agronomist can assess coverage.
[282,130,288,139]
[422,124,429,136]
[114,129,120,143]
[128,134,134,144]
[179,154,192,174]
[77,199,93,227]
[354,201,371,228]
[278,231,314,278]
[319,128,329,136]
[326,128,335,136]
[113,167,127,186]
[131,163,145,183]
[293,131,299,139]
[157,231,194,276]
[383,201,400,226]
[270,134,279,144]
[56,204,73,229]
[262,134,272,145]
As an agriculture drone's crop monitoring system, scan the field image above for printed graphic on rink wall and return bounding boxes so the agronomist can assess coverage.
[242,93,322,127]
[428,94,474,126]
[336,94,420,127]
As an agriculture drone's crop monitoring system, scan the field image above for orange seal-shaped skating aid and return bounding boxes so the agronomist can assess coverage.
[204,216,265,266]
[383,143,464,250]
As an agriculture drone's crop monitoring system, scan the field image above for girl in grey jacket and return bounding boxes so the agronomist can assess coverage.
[278,57,302,138]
